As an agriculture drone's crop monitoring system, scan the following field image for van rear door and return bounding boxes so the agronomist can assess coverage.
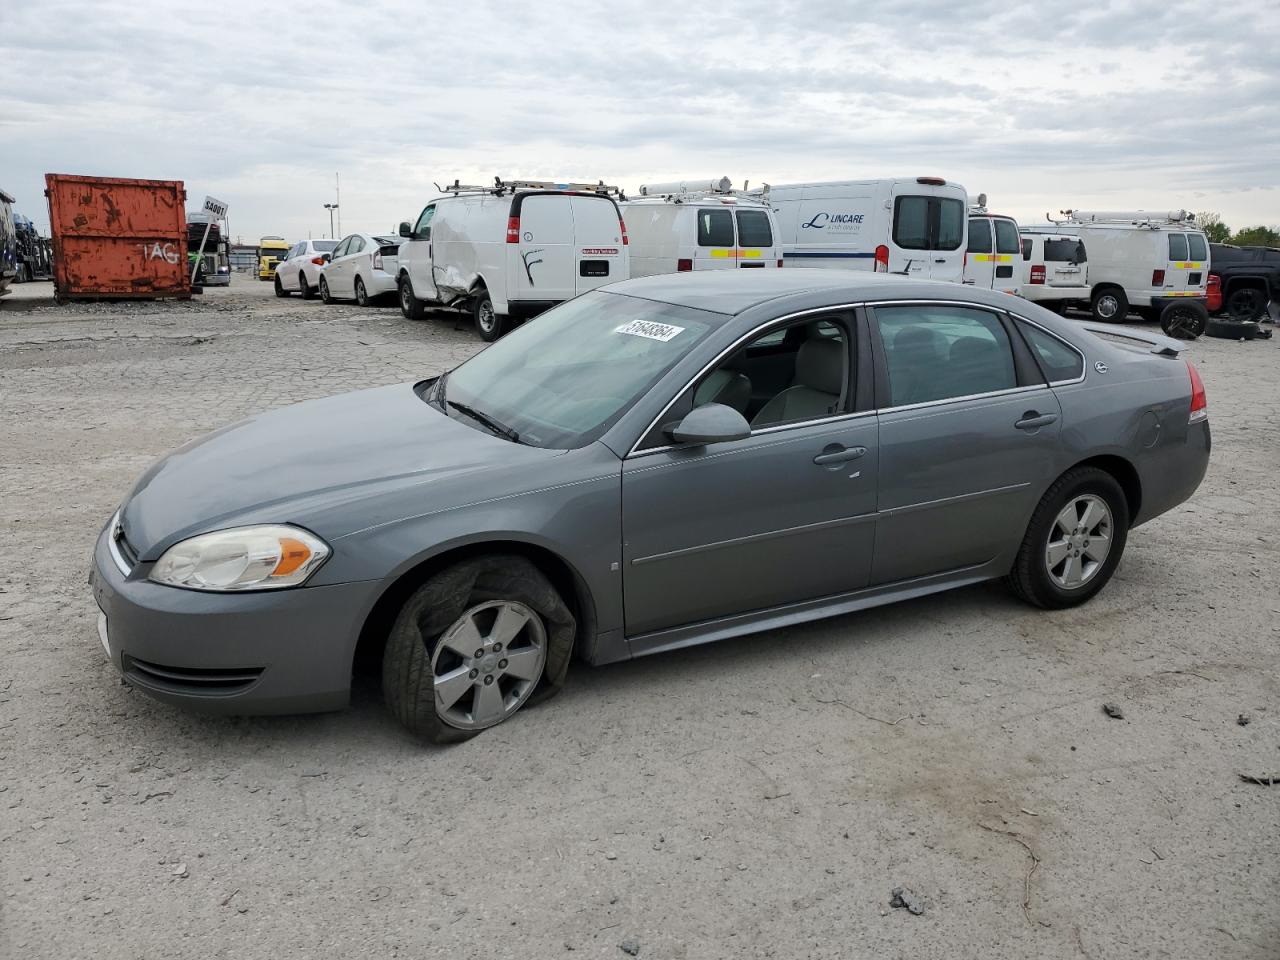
[734,207,777,268]
[512,194,575,303]
[991,217,1022,294]
[965,217,995,288]
[1165,231,1208,298]
[1042,236,1087,288]
[889,182,966,280]
[693,206,737,271]
[569,194,626,294]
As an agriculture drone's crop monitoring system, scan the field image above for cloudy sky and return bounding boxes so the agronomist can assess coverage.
[3,0,1277,242]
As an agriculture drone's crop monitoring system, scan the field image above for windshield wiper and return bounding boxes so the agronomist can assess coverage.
[446,400,521,443]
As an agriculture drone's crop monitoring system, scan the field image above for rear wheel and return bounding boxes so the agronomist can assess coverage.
[381,555,576,743]
[355,276,370,307]
[399,275,426,320]
[319,277,333,304]
[1227,286,1266,322]
[1091,287,1128,323]
[273,274,287,298]
[473,288,508,341]
[1159,301,1207,340]
[1007,467,1130,609]
[299,272,314,300]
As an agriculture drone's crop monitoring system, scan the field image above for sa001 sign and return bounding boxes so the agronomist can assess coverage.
[202,195,229,218]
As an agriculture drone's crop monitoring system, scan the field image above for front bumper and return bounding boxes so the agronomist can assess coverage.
[89,524,375,715]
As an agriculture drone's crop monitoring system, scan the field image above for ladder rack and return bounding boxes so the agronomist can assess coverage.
[433,178,625,198]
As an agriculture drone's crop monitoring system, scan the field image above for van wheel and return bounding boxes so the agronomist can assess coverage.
[399,276,426,320]
[1227,287,1266,322]
[299,273,314,300]
[1091,287,1127,323]
[1159,301,1207,340]
[273,274,287,298]
[381,555,576,744]
[355,277,370,307]
[473,288,508,341]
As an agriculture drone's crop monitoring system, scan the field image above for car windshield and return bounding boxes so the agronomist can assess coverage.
[441,291,722,449]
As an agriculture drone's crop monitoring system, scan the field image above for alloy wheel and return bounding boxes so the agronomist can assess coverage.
[1044,494,1113,589]
[430,600,546,730]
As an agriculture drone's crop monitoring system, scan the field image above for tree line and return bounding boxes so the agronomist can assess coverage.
[1195,213,1279,247]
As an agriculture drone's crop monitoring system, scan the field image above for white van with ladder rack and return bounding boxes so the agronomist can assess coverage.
[621,177,782,277]
[1023,209,1210,338]
[753,176,968,280]
[397,178,631,341]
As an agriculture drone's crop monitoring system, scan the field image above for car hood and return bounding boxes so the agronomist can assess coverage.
[120,383,563,560]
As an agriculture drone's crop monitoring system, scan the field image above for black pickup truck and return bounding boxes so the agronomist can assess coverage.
[1210,243,1280,322]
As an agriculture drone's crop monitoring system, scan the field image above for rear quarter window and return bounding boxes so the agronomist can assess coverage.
[1168,234,1189,261]
[697,209,735,247]
[1021,238,1032,260]
[1019,321,1084,382]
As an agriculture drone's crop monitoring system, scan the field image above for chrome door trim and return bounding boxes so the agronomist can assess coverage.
[631,511,876,566]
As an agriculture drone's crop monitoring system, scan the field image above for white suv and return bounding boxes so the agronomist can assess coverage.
[274,239,339,299]
[1019,232,1089,311]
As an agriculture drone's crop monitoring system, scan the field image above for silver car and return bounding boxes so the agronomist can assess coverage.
[89,270,1210,742]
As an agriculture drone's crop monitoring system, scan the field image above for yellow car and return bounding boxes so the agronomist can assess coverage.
[258,236,290,281]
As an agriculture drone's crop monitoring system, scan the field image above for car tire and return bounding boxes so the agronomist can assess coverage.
[473,288,507,341]
[1007,466,1130,610]
[399,275,426,320]
[1090,287,1128,323]
[1226,286,1266,323]
[273,274,287,298]
[381,555,576,744]
[299,273,314,300]
[319,277,333,304]
[1159,300,1207,340]
[1206,317,1265,340]
[355,276,370,307]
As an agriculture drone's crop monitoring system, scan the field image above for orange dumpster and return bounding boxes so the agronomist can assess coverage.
[45,173,191,302]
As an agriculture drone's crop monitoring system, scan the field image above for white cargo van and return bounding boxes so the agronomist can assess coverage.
[963,197,1021,295]
[1018,232,1089,310]
[622,178,781,277]
[756,177,968,280]
[1024,210,1209,333]
[397,179,630,341]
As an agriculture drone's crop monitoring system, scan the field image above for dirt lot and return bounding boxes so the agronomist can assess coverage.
[1,279,1277,959]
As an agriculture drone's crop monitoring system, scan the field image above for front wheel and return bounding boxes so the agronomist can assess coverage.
[381,555,576,743]
[399,275,426,320]
[1091,288,1128,323]
[355,276,370,307]
[1160,300,1207,340]
[473,288,508,341]
[319,277,333,304]
[273,274,287,298]
[1007,467,1130,609]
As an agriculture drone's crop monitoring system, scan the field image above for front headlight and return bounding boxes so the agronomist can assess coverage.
[149,525,330,591]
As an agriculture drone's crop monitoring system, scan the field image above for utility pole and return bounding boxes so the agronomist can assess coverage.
[335,172,341,237]
[324,203,339,238]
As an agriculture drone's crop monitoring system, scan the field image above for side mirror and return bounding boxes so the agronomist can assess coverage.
[398,221,412,238]
[668,403,751,445]
[321,253,331,263]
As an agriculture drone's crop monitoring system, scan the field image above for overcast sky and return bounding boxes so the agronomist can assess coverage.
[3,0,1277,242]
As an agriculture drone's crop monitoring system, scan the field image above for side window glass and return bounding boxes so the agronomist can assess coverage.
[967,219,992,253]
[1187,233,1208,261]
[994,219,1021,254]
[935,199,964,250]
[349,237,366,255]
[1018,322,1083,383]
[875,305,1017,406]
[333,238,351,258]
[1021,238,1032,260]
[415,205,436,239]
[697,209,734,247]
[735,209,773,247]
[1168,233,1189,261]
[893,196,930,250]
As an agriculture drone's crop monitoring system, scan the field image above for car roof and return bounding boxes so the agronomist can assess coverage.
[605,269,1020,315]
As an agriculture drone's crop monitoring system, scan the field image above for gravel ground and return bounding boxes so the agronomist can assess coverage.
[1,279,1278,960]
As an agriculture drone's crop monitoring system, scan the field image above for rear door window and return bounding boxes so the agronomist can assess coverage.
[936,200,964,250]
[1168,234,1189,261]
[874,304,1018,406]
[967,219,993,253]
[697,209,735,247]
[895,197,964,251]
[1187,233,1208,261]
[348,236,366,255]
[1043,239,1085,262]
[994,219,1021,255]
[735,209,773,247]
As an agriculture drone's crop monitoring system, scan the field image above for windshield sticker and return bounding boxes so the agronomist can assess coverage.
[614,319,685,342]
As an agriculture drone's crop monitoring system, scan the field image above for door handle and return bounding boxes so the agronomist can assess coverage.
[1015,412,1058,430]
[813,445,867,465]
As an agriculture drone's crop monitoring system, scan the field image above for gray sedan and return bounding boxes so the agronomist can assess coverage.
[89,270,1210,742]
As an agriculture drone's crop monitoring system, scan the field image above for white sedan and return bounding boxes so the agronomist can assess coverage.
[273,239,339,299]
[319,233,402,307]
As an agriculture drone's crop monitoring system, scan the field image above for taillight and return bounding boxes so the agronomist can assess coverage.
[506,216,520,244]
[1030,265,1046,284]
[677,258,693,272]
[373,252,383,270]
[1152,269,1165,287]
[777,258,784,268]
[1187,361,1207,423]
[619,217,629,246]
[310,256,326,266]
[1206,274,1222,312]
[874,244,889,273]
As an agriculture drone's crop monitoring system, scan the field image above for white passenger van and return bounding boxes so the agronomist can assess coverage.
[397,178,630,341]
[963,196,1021,295]
[755,177,968,280]
[621,177,781,277]
[1017,231,1089,311]
[1024,210,1209,332]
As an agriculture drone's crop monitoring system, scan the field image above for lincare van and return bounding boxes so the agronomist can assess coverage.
[1024,209,1210,335]
[622,177,781,277]
[754,177,968,280]
[397,178,630,341]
